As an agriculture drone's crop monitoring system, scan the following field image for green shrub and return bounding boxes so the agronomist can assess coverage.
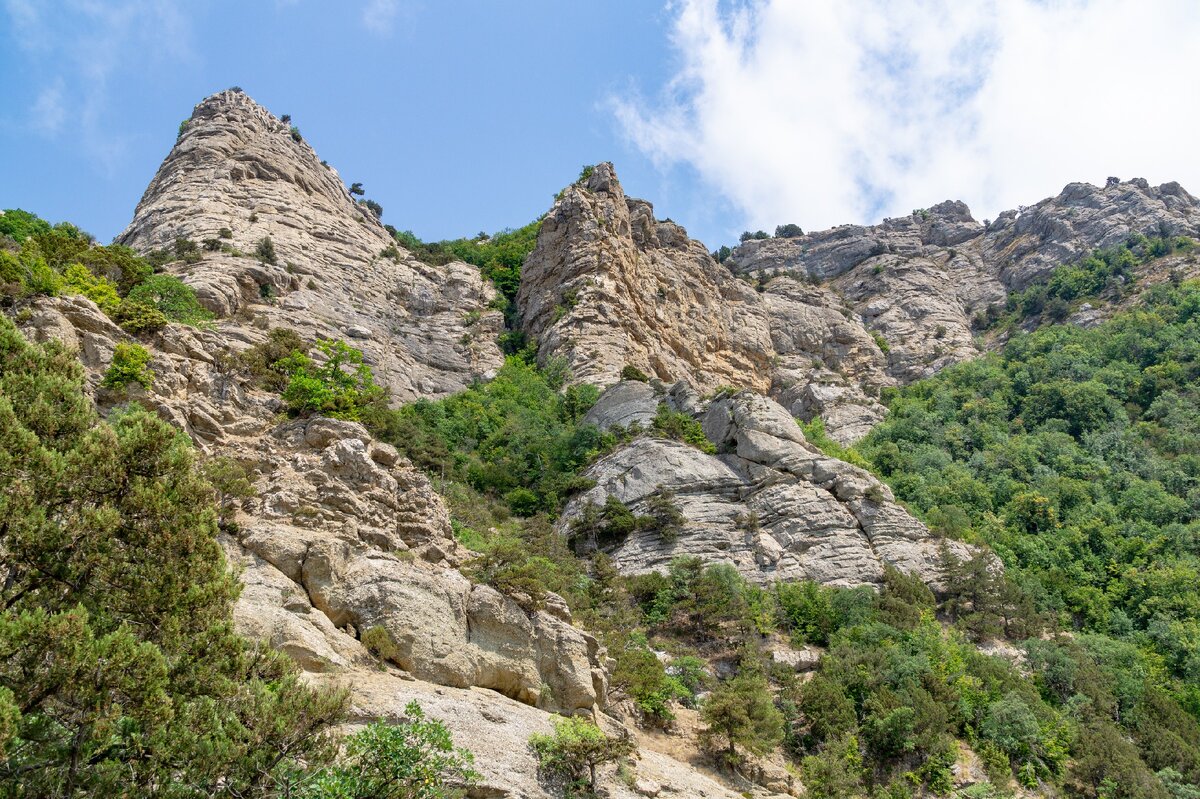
[101,342,154,390]
[299,703,477,799]
[0,209,53,242]
[289,125,302,142]
[871,330,891,354]
[234,327,305,391]
[255,236,277,265]
[529,715,633,795]
[0,316,347,794]
[360,626,400,665]
[126,274,213,326]
[218,227,233,239]
[281,338,385,421]
[63,263,120,313]
[651,405,716,454]
[620,364,650,382]
[700,672,785,767]
[113,299,169,335]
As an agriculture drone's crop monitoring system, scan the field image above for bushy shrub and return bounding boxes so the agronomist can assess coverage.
[0,316,347,794]
[255,236,277,265]
[101,341,154,390]
[775,223,804,238]
[113,299,169,334]
[299,703,477,799]
[280,339,385,421]
[529,715,633,794]
[651,404,716,454]
[126,274,213,326]
[700,672,784,767]
[620,364,650,382]
[63,263,120,313]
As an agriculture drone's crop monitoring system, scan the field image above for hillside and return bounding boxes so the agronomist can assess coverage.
[1,88,1198,799]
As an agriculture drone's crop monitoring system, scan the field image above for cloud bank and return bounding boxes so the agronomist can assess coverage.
[613,0,1200,236]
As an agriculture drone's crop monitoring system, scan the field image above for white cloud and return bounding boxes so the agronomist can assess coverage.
[362,0,399,35]
[30,80,65,134]
[614,0,1200,238]
[4,0,195,170]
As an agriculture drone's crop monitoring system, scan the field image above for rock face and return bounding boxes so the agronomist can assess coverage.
[560,384,970,587]
[521,167,1200,443]
[19,296,605,717]
[517,162,775,394]
[119,89,504,401]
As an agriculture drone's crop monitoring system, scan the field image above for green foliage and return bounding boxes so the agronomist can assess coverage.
[63,262,121,313]
[101,341,154,390]
[255,235,277,265]
[113,299,169,335]
[871,330,891,354]
[620,364,650,382]
[290,125,302,142]
[529,715,633,795]
[0,315,347,795]
[651,404,716,453]
[0,209,52,241]
[986,234,1192,329]
[700,671,785,767]
[775,223,804,238]
[360,625,400,665]
[798,417,873,470]
[389,219,541,312]
[368,357,606,516]
[299,703,478,799]
[740,230,770,242]
[281,338,386,421]
[857,281,1200,685]
[126,274,213,326]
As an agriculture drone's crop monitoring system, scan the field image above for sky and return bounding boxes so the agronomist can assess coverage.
[3,1,1200,252]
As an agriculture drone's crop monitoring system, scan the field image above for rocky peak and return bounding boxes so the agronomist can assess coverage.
[517,161,774,393]
[122,88,387,262]
[116,88,504,401]
[983,177,1200,288]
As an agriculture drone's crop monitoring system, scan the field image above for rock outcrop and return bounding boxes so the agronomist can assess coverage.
[517,162,775,394]
[520,167,1200,443]
[561,384,970,587]
[119,89,504,401]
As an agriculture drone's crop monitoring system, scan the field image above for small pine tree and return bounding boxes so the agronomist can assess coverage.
[530,716,634,793]
[700,672,785,767]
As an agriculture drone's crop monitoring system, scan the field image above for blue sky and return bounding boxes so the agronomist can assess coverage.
[5,1,1200,252]
[1,1,735,246]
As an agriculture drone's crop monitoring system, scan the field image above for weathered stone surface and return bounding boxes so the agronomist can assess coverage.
[518,162,774,395]
[119,89,504,402]
[521,167,1200,443]
[560,387,969,588]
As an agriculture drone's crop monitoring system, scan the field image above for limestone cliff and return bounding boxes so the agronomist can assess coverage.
[521,166,1200,443]
[119,88,504,400]
[517,162,775,394]
[564,382,970,588]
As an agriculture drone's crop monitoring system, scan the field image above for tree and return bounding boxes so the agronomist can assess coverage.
[800,734,863,799]
[0,315,347,795]
[298,702,478,799]
[775,223,804,238]
[700,672,784,767]
[349,182,365,196]
[255,236,278,265]
[529,716,634,795]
